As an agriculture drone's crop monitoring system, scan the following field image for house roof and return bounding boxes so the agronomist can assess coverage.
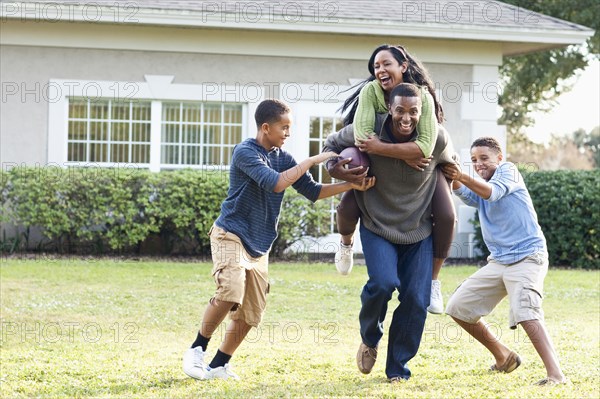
[1,0,594,54]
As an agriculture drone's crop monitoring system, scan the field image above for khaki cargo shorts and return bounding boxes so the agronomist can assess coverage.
[209,224,269,327]
[445,252,548,329]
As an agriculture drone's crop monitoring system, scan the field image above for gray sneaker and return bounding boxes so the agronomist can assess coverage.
[182,347,208,380]
[356,342,378,374]
[205,363,240,380]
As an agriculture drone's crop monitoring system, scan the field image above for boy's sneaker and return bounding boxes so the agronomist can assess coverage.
[182,347,208,380]
[427,280,444,314]
[205,363,240,380]
[335,243,354,275]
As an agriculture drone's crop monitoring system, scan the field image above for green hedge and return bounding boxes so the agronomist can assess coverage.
[0,167,334,257]
[472,169,599,269]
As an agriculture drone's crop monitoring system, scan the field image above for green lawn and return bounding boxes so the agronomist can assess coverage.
[1,258,598,398]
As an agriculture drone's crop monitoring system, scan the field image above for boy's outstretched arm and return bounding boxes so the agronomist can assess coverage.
[274,151,338,193]
[442,163,492,200]
[317,176,376,200]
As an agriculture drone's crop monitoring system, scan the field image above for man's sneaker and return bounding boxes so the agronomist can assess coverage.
[205,363,240,380]
[335,243,354,275]
[427,280,444,314]
[356,342,378,374]
[182,347,208,379]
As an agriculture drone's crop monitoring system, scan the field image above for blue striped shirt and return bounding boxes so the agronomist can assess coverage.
[215,138,322,258]
[454,162,547,264]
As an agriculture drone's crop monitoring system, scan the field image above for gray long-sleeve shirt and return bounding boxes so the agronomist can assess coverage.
[324,114,456,244]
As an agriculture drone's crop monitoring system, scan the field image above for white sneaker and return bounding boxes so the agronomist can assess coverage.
[183,347,208,379]
[205,363,240,380]
[335,243,354,275]
[428,280,444,314]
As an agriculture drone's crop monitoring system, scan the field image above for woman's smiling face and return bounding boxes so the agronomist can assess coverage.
[373,50,406,93]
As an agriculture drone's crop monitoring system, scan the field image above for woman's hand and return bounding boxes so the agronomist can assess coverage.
[356,135,384,155]
[405,156,432,171]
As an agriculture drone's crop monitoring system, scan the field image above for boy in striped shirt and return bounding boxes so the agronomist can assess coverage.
[182,99,374,381]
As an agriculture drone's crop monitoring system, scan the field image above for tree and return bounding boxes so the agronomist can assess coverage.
[498,1,600,135]
[573,126,600,167]
[508,128,597,170]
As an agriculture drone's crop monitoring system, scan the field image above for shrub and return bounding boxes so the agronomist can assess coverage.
[144,169,228,254]
[1,166,334,258]
[272,190,338,258]
[1,167,159,252]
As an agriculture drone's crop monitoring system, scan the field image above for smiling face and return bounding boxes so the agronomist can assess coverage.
[373,50,407,93]
[471,146,503,181]
[263,112,292,148]
[389,95,421,139]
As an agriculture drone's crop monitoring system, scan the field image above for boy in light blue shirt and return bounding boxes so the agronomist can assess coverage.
[442,137,566,386]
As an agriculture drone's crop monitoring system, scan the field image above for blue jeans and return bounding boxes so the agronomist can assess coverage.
[358,223,433,379]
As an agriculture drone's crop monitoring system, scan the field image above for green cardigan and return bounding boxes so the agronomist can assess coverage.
[353,80,437,157]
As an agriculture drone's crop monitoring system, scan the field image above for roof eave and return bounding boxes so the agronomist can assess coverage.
[1,3,593,52]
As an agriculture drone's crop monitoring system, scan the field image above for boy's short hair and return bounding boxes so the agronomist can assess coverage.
[255,99,290,127]
[471,137,502,154]
[389,83,420,103]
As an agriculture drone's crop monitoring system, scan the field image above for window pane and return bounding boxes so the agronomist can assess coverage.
[111,143,129,163]
[204,125,221,144]
[222,146,234,165]
[204,104,221,124]
[68,121,87,140]
[224,105,241,124]
[89,101,108,120]
[161,145,179,164]
[111,122,130,142]
[224,125,241,145]
[69,99,87,119]
[309,117,320,139]
[309,165,319,182]
[183,145,201,165]
[162,124,179,143]
[132,144,150,164]
[132,122,150,142]
[132,102,151,121]
[112,102,130,120]
[183,124,202,144]
[90,143,107,162]
[160,102,242,167]
[162,103,180,122]
[182,103,202,123]
[320,165,333,184]
[68,142,86,162]
[322,118,333,137]
[90,122,108,141]
[203,145,220,165]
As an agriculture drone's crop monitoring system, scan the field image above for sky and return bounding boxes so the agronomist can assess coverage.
[524,58,600,144]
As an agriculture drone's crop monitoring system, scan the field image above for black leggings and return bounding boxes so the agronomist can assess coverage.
[336,168,456,259]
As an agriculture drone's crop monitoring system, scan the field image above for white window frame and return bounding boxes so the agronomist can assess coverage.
[66,98,153,165]
[48,75,263,171]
